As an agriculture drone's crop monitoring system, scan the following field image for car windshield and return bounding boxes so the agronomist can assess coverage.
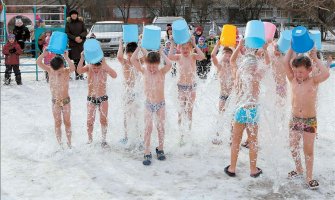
[92,24,123,32]
[151,23,167,31]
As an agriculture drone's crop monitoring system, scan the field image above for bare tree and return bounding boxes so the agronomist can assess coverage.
[115,0,134,23]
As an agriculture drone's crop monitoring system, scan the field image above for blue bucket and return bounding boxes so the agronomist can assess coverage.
[47,31,68,54]
[277,30,292,53]
[142,25,161,50]
[244,20,266,49]
[309,30,322,50]
[123,24,138,43]
[330,62,335,68]
[291,26,314,53]
[84,39,104,64]
[172,19,190,44]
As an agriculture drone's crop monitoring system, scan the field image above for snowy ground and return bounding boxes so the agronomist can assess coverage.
[1,58,335,200]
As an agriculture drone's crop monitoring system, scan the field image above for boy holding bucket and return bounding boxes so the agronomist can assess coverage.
[225,39,270,178]
[130,44,172,166]
[77,40,118,147]
[37,50,76,148]
[168,36,206,143]
[284,48,329,189]
[211,41,234,145]
[117,39,141,144]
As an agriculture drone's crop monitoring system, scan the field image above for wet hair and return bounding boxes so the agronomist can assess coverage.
[316,51,321,59]
[292,56,312,69]
[223,47,233,54]
[93,60,102,66]
[50,56,64,70]
[126,42,138,53]
[145,52,160,64]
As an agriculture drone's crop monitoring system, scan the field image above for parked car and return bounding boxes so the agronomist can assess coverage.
[88,21,123,55]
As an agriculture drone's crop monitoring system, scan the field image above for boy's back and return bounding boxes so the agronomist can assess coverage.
[48,68,71,100]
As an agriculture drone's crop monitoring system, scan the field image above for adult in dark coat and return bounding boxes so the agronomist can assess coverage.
[65,9,87,80]
[13,18,30,50]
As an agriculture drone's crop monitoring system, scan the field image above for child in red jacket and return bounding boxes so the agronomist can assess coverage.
[3,34,23,85]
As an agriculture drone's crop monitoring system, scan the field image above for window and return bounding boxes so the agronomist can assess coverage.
[92,24,123,32]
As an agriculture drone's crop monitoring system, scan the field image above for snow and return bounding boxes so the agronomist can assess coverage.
[1,58,335,200]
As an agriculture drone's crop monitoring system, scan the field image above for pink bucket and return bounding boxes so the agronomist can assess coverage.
[263,22,276,41]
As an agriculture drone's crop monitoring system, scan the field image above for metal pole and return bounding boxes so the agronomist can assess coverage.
[33,5,38,81]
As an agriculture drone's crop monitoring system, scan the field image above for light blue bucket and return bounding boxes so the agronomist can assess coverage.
[292,26,314,53]
[123,24,138,43]
[277,30,292,53]
[244,20,266,49]
[142,25,161,50]
[47,31,68,54]
[309,30,322,50]
[330,62,335,68]
[172,19,190,44]
[84,39,104,64]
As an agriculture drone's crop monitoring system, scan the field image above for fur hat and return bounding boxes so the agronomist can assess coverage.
[15,18,23,26]
[69,9,78,16]
[209,29,216,36]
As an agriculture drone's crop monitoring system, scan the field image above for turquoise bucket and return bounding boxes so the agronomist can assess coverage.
[84,39,104,64]
[47,31,68,54]
[277,30,292,53]
[330,63,335,68]
[245,20,266,49]
[291,26,314,53]
[309,30,322,50]
[172,19,190,44]
[123,24,138,43]
[142,25,161,50]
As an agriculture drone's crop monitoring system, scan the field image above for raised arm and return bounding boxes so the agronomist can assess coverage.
[168,38,180,61]
[192,36,206,61]
[63,51,75,72]
[37,49,51,72]
[102,58,117,78]
[117,38,125,65]
[283,48,295,81]
[160,45,172,74]
[76,52,89,74]
[263,42,270,65]
[211,40,221,69]
[130,46,145,74]
[230,39,244,80]
[310,48,330,84]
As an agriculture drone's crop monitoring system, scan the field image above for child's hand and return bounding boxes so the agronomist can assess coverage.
[309,47,318,60]
[237,39,244,48]
[119,38,123,45]
[191,35,196,46]
[327,55,333,63]
[80,51,84,59]
[64,51,69,58]
[159,45,164,54]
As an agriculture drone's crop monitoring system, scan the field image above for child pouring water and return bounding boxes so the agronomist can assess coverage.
[284,48,329,190]
[130,43,172,166]
[37,50,75,148]
[224,39,270,178]
[43,30,56,83]
[117,39,141,144]
[77,46,117,148]
[168,36,206,144]
[211,41,234,145]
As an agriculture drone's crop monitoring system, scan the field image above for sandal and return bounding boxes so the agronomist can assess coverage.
[288,170,303,179]
[156,147,166,161]
[143,153,152,166]
[307,180,319,190]
[224,165,236,177]
[250,167,263,178]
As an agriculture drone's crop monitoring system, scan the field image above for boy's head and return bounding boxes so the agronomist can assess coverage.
[198,36,205,45]
[92,60,103,73]
[50,56,65,71]
[209,30,216,38]
[195,26,203,36]
[45,30,52,37]
[222,47,233,62]
[125,42,138,58]
[292,56,312,81]
[165,40,171,49]
[145,52,160,73]
[167,26,172,35]
[180,42,192,57]
[8,34,15,43]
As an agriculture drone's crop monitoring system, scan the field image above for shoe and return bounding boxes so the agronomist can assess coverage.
[101,141,110,149]
[155,147,166,161]
[143,153,152,166]
[307,180,319,190]
[224,165,236,177]
[250,167,263,178]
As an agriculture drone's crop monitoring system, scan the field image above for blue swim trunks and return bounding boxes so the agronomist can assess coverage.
[234,105,259,124]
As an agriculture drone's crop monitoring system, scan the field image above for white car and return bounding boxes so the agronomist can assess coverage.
[88,21,123,55]
[152,16,185,43]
